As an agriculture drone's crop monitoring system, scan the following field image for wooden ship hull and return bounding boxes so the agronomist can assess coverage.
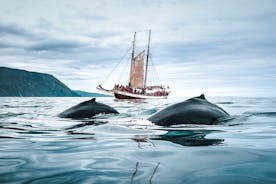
[114,90,168,99]
[96,85,168,99]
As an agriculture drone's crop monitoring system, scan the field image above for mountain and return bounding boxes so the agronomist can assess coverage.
[0,67,79,97]
[74,90,112,97]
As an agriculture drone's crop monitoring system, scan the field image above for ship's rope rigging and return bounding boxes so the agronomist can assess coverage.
[117,52,131,84]
[99,45,132,86]
[147,53,161,87]
[99,30,163,89]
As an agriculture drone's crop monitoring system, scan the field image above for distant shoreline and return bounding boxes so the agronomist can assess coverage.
[0,67,110,97]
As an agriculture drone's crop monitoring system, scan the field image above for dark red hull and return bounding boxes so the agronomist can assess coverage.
[114,92,168,99]
[114,93,140,99]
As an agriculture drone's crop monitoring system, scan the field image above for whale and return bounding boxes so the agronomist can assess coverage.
[58,98,119,119]
[148,94,229,126]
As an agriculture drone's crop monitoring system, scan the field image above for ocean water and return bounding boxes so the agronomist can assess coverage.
[0,97,276,184]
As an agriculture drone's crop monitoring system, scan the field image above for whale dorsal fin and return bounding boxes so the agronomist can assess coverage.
[90,98,96,102]
[198,94,206,100]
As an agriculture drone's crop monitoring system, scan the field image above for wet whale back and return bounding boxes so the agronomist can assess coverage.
[58,98,119,118]
[148,94,229,126]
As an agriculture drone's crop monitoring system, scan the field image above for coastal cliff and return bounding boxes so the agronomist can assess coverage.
[0,67,79,97]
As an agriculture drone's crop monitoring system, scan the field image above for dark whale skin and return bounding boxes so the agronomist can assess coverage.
[148,94,229,126]
[58,98,119,119]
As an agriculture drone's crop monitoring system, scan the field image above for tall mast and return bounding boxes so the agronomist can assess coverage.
[131,32,136,60]
[144,29,151,88]
[129,32,136,86]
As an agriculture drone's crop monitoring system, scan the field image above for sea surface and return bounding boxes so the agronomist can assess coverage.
[0,97,276,184]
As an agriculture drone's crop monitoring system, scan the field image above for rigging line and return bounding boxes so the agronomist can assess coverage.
[99,46,132,85]
[117,54,131,84]
[147,63,153,86]
[149,54,161,85]
[149,57,157,85]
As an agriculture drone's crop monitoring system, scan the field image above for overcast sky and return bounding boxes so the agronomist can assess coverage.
[0,0,275,97]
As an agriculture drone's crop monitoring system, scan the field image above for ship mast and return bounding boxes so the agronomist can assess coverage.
[129,32,136,86]
[144,29,151,88]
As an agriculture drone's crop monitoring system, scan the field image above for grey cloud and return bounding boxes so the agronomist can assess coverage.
[154,34,276,64]
[28,40,87,52]
[0,21,92,54]
[0,42,13,49]
[0,22,37,39]
[35,18,53,29]
[86,31,121,39]
[82,13,109,22]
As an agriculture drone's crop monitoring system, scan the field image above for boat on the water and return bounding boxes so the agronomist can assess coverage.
[97,30,170,99]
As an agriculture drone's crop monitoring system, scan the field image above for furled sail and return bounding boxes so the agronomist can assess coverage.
[130,50,145,88]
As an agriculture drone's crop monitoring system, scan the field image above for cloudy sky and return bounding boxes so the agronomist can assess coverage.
[0,0,275,97]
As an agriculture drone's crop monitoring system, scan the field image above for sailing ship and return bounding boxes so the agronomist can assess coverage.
[97,30,170,99]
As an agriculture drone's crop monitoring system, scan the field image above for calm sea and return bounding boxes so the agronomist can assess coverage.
[0,97,276,184]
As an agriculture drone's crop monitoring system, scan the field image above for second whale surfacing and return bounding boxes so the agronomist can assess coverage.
[58,98,119,119]
[148,94,230,126]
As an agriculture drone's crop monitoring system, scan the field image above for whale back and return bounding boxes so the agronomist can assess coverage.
[148,94,229,126]
[58,98,119,118]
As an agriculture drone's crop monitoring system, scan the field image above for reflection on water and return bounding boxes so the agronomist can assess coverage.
[130,162,139,184]
[244,111,276,117]
[0,97,276,183]
[152,129,224,146]
[131,129,224,147]
[65,120,108,130]
[130,162,160,184]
